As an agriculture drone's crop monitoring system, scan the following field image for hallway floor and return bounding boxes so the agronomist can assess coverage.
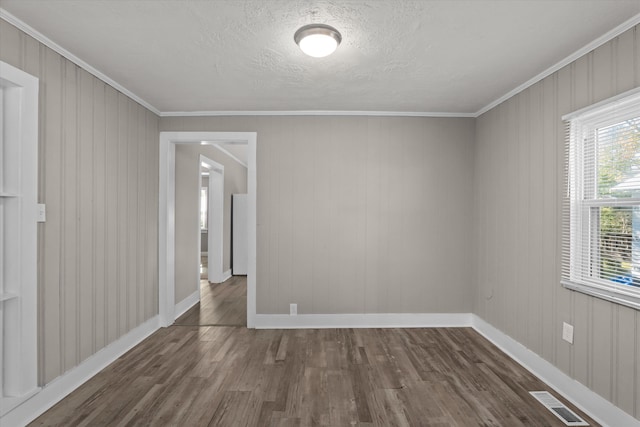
[175,275,247,327]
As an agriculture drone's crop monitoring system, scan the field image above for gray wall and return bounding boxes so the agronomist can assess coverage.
[161,116,475,315]
[0,20,159,385]
[473,25,640,420]
[174,144,247,302]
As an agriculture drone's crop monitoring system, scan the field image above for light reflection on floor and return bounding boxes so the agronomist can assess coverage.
[200,255,208,279]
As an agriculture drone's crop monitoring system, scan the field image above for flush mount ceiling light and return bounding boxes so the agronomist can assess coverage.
[294,24,342,58]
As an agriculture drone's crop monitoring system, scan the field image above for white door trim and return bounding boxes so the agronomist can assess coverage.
[199,155,224,283]
[159,132,257,328]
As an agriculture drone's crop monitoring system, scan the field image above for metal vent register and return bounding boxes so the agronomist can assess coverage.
[529,391,589,426]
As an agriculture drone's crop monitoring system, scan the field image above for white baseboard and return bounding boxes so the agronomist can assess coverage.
[1,387,40,416]
[1,315,160,427]
[471,315,639,427]
[254,312,472,329]
[174,290,200,319]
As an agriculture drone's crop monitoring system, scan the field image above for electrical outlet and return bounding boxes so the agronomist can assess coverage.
[37,204,46,222]
[562,322,574,344]
[290,303,297,316]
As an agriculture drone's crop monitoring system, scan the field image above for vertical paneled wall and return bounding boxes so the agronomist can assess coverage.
[161,115,475,315]
[0,20,159,384]
[474,25,640,419]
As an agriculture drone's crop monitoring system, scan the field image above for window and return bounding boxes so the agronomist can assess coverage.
[563,88,640,310]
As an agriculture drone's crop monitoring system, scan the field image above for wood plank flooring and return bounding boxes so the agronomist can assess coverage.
[175,276,247,326]
[30,327,598,426]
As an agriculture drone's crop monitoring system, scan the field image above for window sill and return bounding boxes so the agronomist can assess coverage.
[561,280,640,310]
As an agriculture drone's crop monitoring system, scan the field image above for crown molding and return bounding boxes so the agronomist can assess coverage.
[474,12,640,117]
[159,110,475,117]
[0,8,161,116]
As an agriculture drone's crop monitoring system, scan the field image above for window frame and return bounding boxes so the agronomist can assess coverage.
[562,87,640,311]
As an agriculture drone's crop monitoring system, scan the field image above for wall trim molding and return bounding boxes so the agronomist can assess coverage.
[159,110,475,118]
[174,291,200,319]
[471,315,638,427]
[475,12,640,117]
[0,9,161,116]
[222,269,232,282]
[0,315,161,427]
[254,313,473,329]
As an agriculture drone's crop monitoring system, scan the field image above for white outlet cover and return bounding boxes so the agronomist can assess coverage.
[562,322,574,344]
[37,203,46,222]
[290,303,297,316]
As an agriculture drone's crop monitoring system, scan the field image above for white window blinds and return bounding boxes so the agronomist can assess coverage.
[562,88,640,310]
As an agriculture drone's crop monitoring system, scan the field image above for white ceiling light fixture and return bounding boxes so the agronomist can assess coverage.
[294,24,342,58]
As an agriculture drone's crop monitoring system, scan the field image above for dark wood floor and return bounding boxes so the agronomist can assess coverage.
[175,276,247,326]
[30,326,597,426]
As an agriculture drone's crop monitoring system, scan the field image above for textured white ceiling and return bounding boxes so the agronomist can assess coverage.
[2,0,639,114]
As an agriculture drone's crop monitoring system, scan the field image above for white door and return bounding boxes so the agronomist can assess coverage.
[232,194,248,275]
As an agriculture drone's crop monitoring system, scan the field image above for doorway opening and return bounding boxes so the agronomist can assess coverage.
[176,151,247,327]
[198,155,224,284]
[158,132,257,328]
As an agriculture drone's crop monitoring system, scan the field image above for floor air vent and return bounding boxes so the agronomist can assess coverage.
[529,391,589,426]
